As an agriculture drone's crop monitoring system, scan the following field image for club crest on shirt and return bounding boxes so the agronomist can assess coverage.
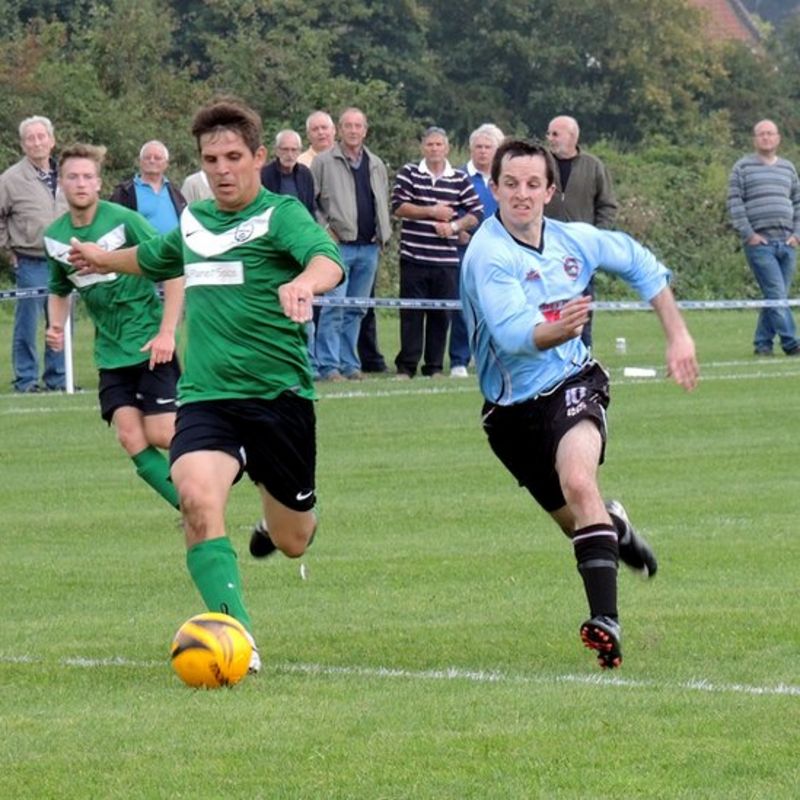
[562,256,580,279]
[233,221,255,243]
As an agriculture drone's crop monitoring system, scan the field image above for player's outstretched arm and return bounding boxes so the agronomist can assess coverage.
[68,237,142,276]
[279,255,344,323]
[650,286,699,391]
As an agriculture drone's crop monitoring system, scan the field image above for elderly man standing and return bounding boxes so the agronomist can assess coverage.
[392,126,483,379]
[261,129,316,214]
[297,111,336,168]
[727,119,800,357]
[0,115,67,392]
[545,115,618,348]
[312,107,391,381]
[449,123,505,378]
[110,140,186,234]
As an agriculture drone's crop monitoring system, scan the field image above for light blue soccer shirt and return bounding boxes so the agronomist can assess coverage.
[460,215,670,405]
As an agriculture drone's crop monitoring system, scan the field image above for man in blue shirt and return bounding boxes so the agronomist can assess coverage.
[461,139,698,669]
[110,140,186,234]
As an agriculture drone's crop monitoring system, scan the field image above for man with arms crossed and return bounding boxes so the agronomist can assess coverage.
[70,98,344,673]
[45,143,183,510]
[461,140,698,669]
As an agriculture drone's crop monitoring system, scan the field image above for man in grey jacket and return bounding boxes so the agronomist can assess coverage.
[311,107,391,380]
[0,115,67,392]
[546,115,618,348]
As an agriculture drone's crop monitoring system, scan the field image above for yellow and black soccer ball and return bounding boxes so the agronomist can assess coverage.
[170,612,253,688]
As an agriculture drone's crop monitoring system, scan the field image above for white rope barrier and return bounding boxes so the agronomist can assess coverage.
[3,286,800,311]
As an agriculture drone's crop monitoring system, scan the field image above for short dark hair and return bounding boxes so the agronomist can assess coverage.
[58,143,106,175]
[490,139,555,187]
[191,96,263,155]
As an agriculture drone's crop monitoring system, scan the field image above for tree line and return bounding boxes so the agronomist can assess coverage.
[2,0,800,298]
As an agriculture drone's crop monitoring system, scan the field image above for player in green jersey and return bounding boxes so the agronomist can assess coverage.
[45,143,184,510]
[69,99,345,672]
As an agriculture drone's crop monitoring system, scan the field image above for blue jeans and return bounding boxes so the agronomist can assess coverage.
[12,256,66,391]
[316,243,380,377]
[448,307,471,368]
[744,241,798,352]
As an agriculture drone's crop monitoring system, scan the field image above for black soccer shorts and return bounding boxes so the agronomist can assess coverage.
[481,361,610,512]
[98,357,181,423]
[169,393,317,512]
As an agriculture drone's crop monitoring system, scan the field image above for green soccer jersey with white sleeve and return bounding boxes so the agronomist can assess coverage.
[45,200,161,370]
[136,188,343,404]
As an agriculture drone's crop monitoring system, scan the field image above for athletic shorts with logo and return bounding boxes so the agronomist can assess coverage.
[169,393,317,512]
[481,361,610,512]
[99,357,181,422]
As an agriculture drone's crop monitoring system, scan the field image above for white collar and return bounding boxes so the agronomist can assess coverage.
[417,158,455,179]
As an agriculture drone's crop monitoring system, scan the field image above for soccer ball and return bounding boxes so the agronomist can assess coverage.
[170,612,253,688]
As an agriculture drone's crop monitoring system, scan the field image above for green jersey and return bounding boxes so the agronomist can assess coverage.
[45,200,161,370]
[137,188,343,404]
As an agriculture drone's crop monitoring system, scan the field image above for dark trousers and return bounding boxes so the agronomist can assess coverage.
[357,279,387,372]
[394,259,458,377]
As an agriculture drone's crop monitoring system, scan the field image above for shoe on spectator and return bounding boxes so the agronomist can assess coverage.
[14,383,41,394]
[395,372,412,381]
[606,499,658,578]
[785,346,800,357]
[319,371,346,382]
[450,365,469,378]
[580,615,622,669]
[346,370,365,381]
[249,520,277,559]
[753,348,774,357]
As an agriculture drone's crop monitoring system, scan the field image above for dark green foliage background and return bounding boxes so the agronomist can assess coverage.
[2,0,800,298]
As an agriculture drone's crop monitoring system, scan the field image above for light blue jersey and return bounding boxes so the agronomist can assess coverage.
[461,215,670,405]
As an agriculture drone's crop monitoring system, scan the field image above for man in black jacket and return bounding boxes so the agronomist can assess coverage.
[110,140,186,234]
[260,129,315,214]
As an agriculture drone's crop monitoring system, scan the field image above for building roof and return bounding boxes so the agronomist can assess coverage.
[689,0,761,44]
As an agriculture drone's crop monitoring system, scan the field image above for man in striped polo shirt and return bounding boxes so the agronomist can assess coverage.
[392,126,483,378]
[727,119,800,357]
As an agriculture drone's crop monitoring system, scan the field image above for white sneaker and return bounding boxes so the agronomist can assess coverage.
[244,630,261,674]
[450,365,469,378]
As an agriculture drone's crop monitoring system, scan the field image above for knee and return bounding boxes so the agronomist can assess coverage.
[559,471,598,510]
[116,426,145,456]
[271,520,316,559]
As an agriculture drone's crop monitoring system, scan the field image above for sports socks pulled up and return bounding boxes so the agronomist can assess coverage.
[186,536,253,634]
[573,523,619,620]
[132,446,179,509]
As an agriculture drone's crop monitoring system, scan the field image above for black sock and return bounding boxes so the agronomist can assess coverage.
[573,523,619,620]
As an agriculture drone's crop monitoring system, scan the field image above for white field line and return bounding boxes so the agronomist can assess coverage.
[3,654,798,698]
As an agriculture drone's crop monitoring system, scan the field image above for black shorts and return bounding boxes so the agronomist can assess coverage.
[481,361,610,512]
[98,358,181,423]
[169,394,317,512]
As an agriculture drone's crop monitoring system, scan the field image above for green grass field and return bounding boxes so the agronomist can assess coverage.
[1,305,799,799]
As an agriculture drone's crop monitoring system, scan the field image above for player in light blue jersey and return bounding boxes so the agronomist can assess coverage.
[461,139,698,669]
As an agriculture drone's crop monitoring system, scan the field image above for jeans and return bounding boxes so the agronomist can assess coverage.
[744,240,798,352]
[12,256,66,391]
[316,243,380,377]
[448,306,471,368]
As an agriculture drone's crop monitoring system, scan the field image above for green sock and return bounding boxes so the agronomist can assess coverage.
[132,446,179,509]
[186,537,252,633]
